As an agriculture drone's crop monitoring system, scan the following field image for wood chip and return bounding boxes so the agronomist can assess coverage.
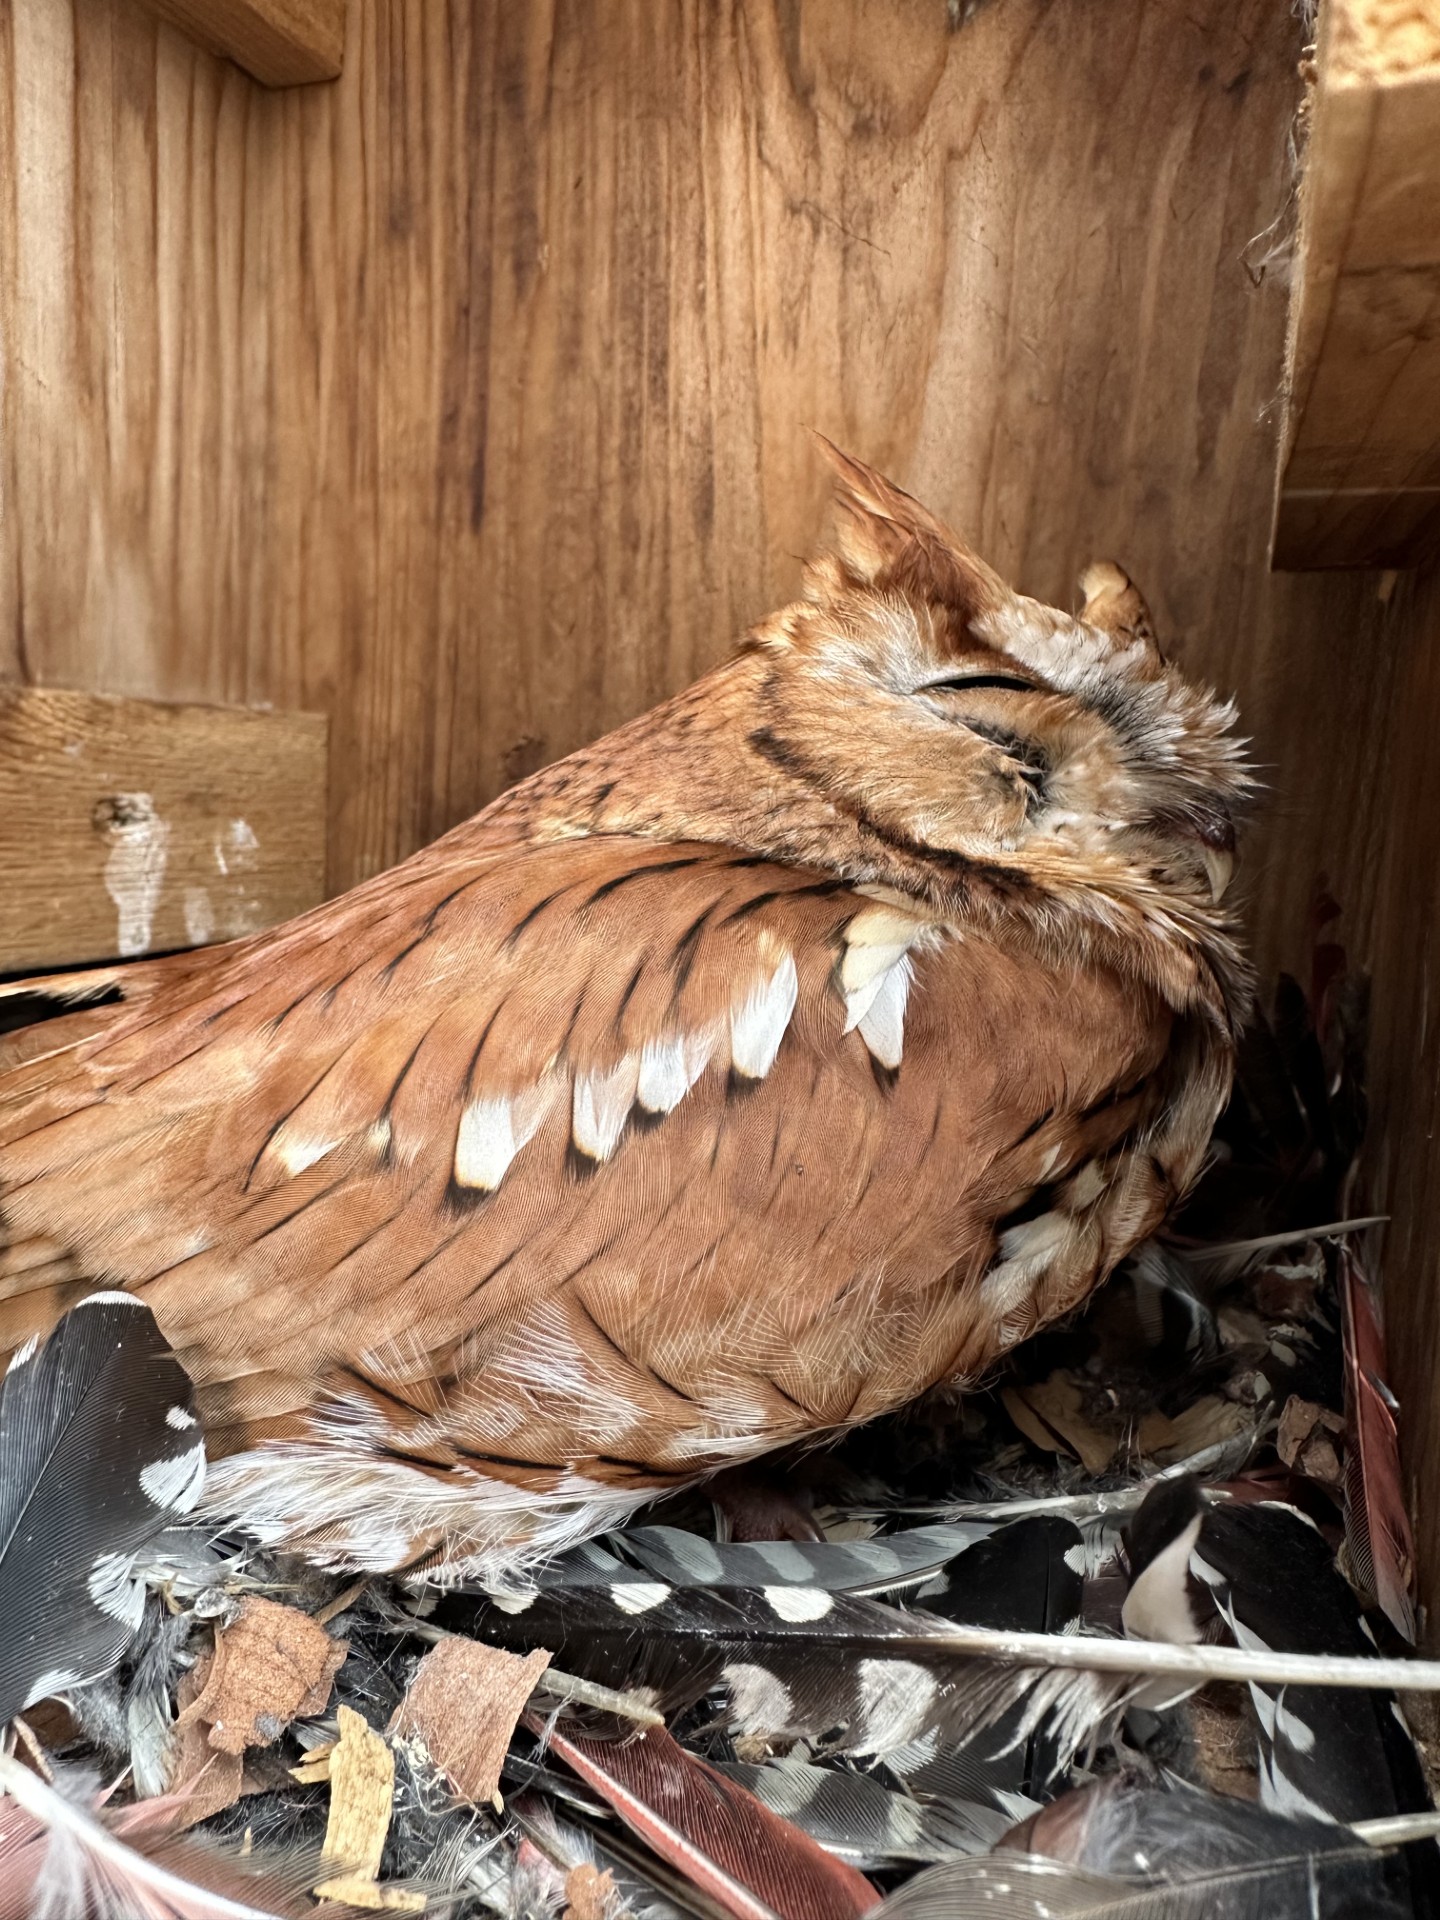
[1003,1376,1117,1475]
[175,1595,348,1755]
[167,1654,246,1828]
[1136,1394,1253,1465]
[565,1862,618,1920]
[1282,1386,1346,1489]
[314,1705,424,1911]
[388,1635,550,1808]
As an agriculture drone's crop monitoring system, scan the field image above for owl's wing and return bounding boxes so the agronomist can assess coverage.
[0,833,1179,1563]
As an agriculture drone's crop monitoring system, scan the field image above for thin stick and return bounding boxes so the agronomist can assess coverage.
[913,1621,1440,1692]
[1352,1811,1440,1847]
[532,1668,665,1728]
[1176,1217,1388,1261]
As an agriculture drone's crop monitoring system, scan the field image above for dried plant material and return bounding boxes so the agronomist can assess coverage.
[1002,1376,1117,1474]
[389,1635,550,1808]
[1253,1250,1323,1322]
[290,1741,337,1785]
[564,1862,618,1920]
[1188,1686,1262,1801]
[165,1656,247,1829]
[1136,1394,1253,1464]
[1277,1394,1345,1486]
[314,1705,423,1911]
[175,1595,348,1755]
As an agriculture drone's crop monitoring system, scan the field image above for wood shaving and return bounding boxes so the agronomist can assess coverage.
[1277,1393,1346,1486]
[389,1634,551,1808]
[564,1862,619,1920]
[167,1656,246,1829]
[1136,1394,1254,1464]
[175,1594,347,1755]
[314,1705,424,1911]
[1002,1376,1117,1474]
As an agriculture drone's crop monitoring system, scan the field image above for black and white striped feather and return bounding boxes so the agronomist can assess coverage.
[558,1522,996,1597]
[450,1581,1122,1767]
[0,1294,205,1726]
[719,1756,1012,1867]
[867,1776,1412,1918]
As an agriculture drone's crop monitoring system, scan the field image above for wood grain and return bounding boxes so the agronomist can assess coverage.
[134,0,345,85]
[0,687,327,972]
[1272,0,1440,568]
[5,0,1440,1594]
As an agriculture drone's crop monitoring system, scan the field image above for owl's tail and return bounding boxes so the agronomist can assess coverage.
[0,956,190,1357]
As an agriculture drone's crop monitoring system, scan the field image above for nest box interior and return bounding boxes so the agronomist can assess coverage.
[2,0,1439,1604]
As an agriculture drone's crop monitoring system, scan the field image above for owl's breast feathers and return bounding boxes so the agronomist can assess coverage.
[0,831,1226,1582]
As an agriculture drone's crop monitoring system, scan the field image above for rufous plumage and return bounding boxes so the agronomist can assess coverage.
[0,448,1249,1584]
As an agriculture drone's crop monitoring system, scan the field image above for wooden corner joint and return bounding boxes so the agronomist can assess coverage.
[132,0,347,89]
[1271,0,1440,571]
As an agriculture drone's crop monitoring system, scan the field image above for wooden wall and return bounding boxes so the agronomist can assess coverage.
[3,0,1439,1587]
[0,0,1364,936]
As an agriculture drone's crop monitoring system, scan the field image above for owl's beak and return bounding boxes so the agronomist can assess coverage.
[1202,844,1235,904]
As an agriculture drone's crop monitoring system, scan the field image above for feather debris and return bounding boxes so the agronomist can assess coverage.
[0,1294,205,1726]
[719,1755,1011,1866]
[865,1788,1414,1916]
[511,1793,712,1920]
[532,1717,877,1920]
[563,1522,996,1596]
[0,1755,367,1920]
[453,1583,1124,1764]
[888,1772,1414,1919]
[459,1579,1440,1723]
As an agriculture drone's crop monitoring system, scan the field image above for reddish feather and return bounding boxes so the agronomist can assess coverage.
[533,1719,876,1920]
[1340,1248,1416,1642]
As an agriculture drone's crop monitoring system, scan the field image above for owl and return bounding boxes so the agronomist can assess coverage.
[0,449,1249,1585]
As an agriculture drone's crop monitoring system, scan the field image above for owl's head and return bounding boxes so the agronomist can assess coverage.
[746,446,1250,930]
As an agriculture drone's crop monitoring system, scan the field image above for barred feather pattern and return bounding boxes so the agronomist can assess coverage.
[0,450,1249,1582]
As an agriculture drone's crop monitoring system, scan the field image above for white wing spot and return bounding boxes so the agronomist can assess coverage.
[730,953,798,1080]
[856,1658,939,1754]
[636,1030,714,1115]
[272,1134,340,1178]
[610,1582,671,1615]
[165,1405,198,1431]
[455,1097,520,1191]
[488,1590,538,1615]
[763,1585,834,1623]
[140,1442,207,1514]
[573,1056,641,1162]
[455,1080,559,1191]
[723,1661,796,1734]
[87,1551,146,1629]
[856,956,912,1069]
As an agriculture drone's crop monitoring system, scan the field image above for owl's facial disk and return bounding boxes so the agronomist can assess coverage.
[775,453,1249,916]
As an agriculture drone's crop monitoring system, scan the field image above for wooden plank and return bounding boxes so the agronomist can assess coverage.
[1272,0,1440,568]
[0,0,1328,900]
[0,687,327,974]
[134,0,345,86]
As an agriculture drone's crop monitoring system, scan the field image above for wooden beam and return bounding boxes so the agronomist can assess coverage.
[135,0,345,87]
[0,687,328,976]
[1273,0,1440,569]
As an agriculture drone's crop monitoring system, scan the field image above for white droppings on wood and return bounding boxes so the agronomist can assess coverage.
[99,792,170,958]
[183,885,215,946]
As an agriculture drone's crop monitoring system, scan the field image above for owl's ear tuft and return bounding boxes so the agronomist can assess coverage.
[1079,560,1164,664]
[806,437,1013,630]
